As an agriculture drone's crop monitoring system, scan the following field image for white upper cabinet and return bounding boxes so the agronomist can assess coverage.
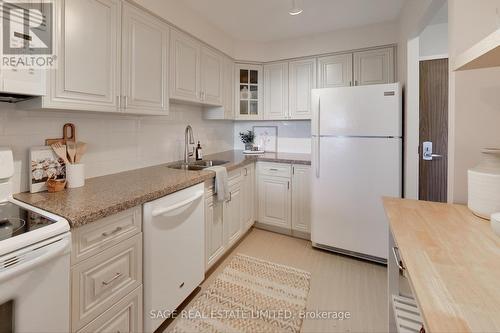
[122,3,169,114]
[169,29,200,103]
[169,30,223,106]
[200,47,223,106]
[318,54,353,88]
[223,57,235,119]
[353,47,394,86]
[289,58,316,120]
[46,0,121,112]
[263,62,289,120]
[235,64,263,120]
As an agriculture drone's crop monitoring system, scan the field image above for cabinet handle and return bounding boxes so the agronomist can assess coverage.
[354,80,358,86]
[244,168,248,176]
[287,181,290,190]
[292,166,295,175]
[392,246,405,271]
[102,226,122,237]
[123,95,128,108]
[117,95,121,108]
[269,168,278,171]
[102,272,122,286]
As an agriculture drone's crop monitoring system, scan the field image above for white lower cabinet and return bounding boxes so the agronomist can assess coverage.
[205,189,225,269]
[257,175,291,229]
[70,207,143,333]
[225,181,243,247]
[291,165,311,233]
[78,286,142,333]
[256,162,311,237]
[204,165,255,271]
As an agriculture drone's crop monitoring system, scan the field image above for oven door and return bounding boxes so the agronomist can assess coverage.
[0,233,70,333]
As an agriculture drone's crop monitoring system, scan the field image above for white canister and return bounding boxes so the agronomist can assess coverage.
[492,213,500,237]
[66,163,85,188]
[468,148,500,219]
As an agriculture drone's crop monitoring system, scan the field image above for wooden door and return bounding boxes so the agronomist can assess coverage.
[419,58,448,202]
[263,62,289,120]
[258,175,291,229]
[200,47,223,105]
[289,58,316,119]
[317,54,353,88]
[50,0,121,112]
[353,47,394,86]
[169,29,200,103]
[291,165,311,233]
[122,3,169,114]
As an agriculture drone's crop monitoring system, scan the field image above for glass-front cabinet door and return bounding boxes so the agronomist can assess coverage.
[235,64,263,120]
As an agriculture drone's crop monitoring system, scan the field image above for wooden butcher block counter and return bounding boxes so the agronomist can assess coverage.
[383,198,500,333]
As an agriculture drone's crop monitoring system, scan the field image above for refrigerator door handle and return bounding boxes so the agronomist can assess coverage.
[315,97,321,178]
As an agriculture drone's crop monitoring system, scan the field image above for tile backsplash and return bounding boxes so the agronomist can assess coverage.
[0,103,234,193]
[233,121,311,154]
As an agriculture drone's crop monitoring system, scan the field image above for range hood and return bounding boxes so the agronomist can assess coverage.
[0,92,37,103]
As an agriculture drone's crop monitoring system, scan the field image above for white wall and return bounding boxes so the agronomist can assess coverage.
[233,121,311,154]
[419,23,448,59]
[397,0,446,199]
[448,0,500,203]
[0,104,233,194]
[234,21,399,62]
[133,0,235,56]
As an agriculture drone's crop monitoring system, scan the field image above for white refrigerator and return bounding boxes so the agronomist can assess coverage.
[311,83,402,263]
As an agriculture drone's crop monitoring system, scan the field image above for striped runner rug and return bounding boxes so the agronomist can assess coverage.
[169,254,311,333]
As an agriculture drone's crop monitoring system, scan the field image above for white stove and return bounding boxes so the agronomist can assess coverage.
[0,147,71,333]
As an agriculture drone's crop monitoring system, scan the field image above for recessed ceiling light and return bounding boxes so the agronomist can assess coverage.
[289,0,303,16]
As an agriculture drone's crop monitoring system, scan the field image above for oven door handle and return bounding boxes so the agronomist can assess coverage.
[0,237,70,284]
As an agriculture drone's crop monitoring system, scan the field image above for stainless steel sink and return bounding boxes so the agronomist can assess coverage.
[168,160,229,170]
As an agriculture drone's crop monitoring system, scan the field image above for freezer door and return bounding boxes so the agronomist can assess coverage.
[311,137,402,260]
[311,83,401,137]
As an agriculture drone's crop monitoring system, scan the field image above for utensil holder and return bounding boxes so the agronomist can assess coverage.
[66,163,85,188]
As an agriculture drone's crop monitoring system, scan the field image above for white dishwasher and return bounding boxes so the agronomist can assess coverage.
[143,183,205,333]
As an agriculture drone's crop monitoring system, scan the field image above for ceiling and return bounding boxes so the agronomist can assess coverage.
[183,0,406,42]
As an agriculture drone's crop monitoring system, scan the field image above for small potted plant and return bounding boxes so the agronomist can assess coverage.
[239,130,255,151]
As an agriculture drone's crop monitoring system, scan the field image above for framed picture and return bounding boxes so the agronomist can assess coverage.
[29,146,66,193]
[253,126,278,152]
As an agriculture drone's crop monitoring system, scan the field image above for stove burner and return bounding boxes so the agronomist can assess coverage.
[0,217,26,240]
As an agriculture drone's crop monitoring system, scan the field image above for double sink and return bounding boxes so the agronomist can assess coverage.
[168,160,229,171]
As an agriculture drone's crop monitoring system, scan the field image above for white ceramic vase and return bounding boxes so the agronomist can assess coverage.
[66,163,85,188]
[468,148,500,219]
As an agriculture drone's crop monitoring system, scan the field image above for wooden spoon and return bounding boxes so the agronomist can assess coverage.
[75,142,87,163]
[51,143,70,164]
[66,141,76,164]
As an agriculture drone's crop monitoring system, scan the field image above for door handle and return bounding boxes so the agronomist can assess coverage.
[422,141,443,161]
[151,191,204,217]
[431,154,443,159]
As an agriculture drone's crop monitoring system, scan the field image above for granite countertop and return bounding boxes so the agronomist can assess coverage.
[13,150,310,228]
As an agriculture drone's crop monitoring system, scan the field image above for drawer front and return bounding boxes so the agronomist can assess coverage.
[72,234,142,331]
[71,207,142,265]
[228,167,242,184]
[257,162,291,178]
[77,286,143,333]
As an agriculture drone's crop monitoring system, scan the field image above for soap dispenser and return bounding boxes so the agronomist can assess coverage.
[195,141,203,160]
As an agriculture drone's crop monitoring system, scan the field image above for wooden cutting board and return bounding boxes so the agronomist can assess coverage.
[45,123,76,145]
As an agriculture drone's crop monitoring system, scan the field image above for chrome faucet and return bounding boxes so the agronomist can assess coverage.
[184,125,195,164]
